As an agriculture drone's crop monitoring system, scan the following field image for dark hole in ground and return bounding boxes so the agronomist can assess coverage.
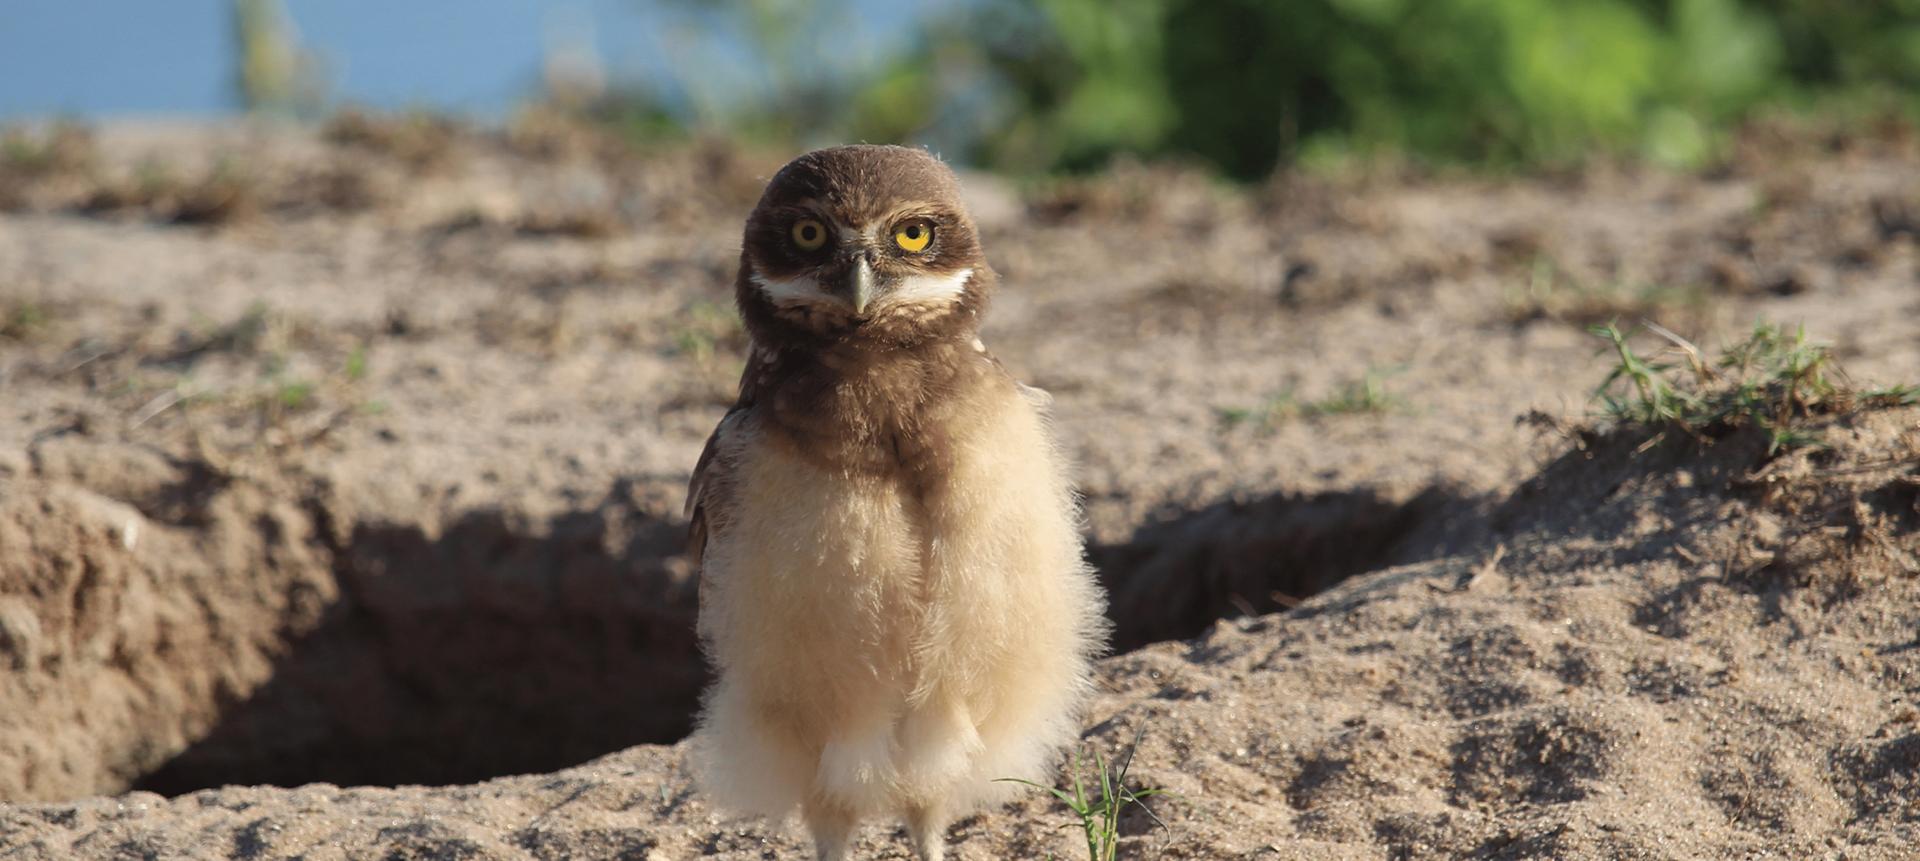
[134,483,1459,795]
[1090,486,1471,651]
[135,494,704,796]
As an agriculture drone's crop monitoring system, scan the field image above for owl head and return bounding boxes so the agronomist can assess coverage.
[734,145,993,346]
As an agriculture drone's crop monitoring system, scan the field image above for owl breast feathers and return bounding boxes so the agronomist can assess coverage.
[684,145,1107,861]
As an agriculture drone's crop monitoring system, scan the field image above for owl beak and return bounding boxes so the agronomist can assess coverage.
[846,257,876,316]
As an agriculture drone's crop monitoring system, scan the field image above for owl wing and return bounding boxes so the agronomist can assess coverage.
[689,342,776,570]
[685,405,749,567]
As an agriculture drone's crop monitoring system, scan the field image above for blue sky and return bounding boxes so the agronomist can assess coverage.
[0,0,936,122]
[0,1,918,120]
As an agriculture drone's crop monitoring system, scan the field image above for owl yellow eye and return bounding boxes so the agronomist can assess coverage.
[791,219,828,251]
[893,222,932,253]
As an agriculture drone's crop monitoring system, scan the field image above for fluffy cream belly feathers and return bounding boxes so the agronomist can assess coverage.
[691,384,1103,826]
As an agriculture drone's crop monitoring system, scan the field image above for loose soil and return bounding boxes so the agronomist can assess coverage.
[1,116,1916,859]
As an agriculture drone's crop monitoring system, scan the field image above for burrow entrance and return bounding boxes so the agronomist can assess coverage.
[127,484,1462,797]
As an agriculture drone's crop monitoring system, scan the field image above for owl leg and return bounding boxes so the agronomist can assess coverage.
[907,803,951,861]
[802,798,857,861]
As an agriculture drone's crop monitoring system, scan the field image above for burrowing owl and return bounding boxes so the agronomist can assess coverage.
[685,145,1107,860]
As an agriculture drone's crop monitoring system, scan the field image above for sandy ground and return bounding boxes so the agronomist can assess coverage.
[0,115,1917,858]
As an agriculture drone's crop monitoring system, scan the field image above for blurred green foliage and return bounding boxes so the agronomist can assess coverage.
[620,0,1920,177]
[232,0,325,116]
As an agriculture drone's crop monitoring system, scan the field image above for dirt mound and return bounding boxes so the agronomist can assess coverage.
[4,406,1913,858]
[2,118,1917,858]
[1077,409,1920,858]
[0,434,703,801]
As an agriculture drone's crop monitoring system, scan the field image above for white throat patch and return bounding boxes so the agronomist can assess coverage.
[749,266,973,308]
[888,268,973,306]
[750,271,830,306]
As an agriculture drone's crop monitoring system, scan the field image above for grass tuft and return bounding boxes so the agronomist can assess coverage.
[670,300,744,365]
[1590,320,1919,454]
[344,344,369,382]
[0,301,51,341]
[76,156,261,225]
[324,108,459,172]
[0,121,96,176]
[1309,367,1404,416]
[1000,728,1171,861]
[1217,367,1404,432]
[1506,257,1708,330]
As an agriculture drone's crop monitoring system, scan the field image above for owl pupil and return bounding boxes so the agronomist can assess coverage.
[905,226,920,239]
[801,226,817,240]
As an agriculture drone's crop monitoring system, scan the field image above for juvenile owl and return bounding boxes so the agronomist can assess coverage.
[685,145,1107,860]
